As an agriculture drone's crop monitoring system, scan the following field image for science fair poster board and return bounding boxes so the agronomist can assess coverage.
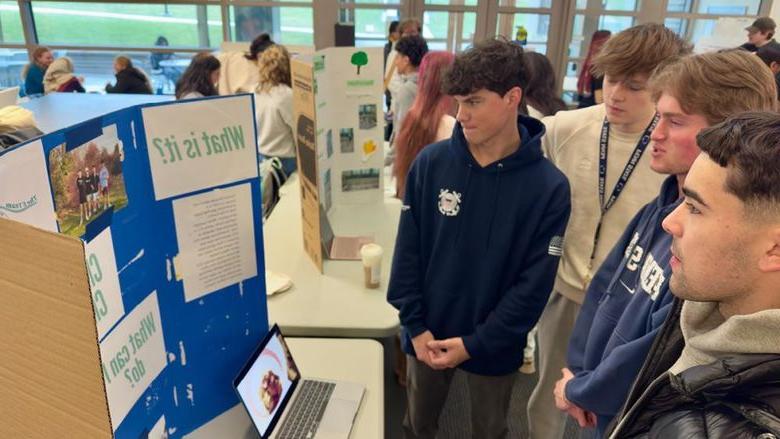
[0,94,268,438]
[291,47,383,271]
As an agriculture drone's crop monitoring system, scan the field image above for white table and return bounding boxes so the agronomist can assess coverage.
[185,337,384,439]
[263,174,401,338]
[21,92,172,133]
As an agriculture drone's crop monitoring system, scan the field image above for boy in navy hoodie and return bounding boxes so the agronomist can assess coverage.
[387,39,571,438]
[554,50,778,438]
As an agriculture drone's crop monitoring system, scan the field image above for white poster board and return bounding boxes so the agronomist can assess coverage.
[312,47,385,209]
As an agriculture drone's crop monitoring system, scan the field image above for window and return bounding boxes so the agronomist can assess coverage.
[229,6,313,45]
[423,10,476,51]
[339,7,399,48]
[0,49,28,88]
[665,17,688,37]
[0,1,25,44]
[602,0,637,12]
[496,13,551,53]
[507,0,552,7]
[425,0,478,5]
[33,2,222,48]
[664,0,766,45]
[563,0,640,104]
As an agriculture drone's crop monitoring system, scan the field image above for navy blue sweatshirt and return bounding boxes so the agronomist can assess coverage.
[566,175,680,436]
[388,115,571,376]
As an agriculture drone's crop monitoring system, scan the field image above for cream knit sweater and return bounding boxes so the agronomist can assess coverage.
[542,104,665,304]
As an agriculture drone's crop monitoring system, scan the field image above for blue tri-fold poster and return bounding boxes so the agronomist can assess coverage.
[0,94,268,438]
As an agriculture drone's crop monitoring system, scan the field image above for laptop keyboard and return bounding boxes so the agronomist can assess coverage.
[276,380,336,439]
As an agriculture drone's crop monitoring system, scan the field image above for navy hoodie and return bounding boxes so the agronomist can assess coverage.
[566,175,680,436]
[387,115,571,376]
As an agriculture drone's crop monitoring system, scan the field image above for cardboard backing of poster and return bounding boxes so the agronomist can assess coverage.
[291,55,324,273]
[0,218,112,438]
[0,94,268,438]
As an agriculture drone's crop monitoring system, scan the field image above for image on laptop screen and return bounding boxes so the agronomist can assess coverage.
[236,326,301,437]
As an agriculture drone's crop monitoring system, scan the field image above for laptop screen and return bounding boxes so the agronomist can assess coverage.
[235,324,301,438]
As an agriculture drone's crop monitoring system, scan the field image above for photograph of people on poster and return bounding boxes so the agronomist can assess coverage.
[48,130,128,237]
[358,104,377,130]
[339,128,354,153]
[342,168,380,192]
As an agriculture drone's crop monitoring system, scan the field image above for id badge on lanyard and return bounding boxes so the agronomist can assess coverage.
[583,114,659,290]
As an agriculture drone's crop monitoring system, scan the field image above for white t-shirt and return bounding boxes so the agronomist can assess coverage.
[254,84,295,158]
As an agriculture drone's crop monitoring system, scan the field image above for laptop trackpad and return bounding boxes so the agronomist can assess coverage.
[315,399,360,439]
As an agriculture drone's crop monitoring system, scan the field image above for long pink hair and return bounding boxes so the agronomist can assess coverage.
[393,51,456,198]
[577,30,611,95]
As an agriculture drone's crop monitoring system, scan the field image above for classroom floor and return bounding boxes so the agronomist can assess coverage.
[384,341,585,439]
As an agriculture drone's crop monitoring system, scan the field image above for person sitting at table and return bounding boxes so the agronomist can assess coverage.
[175,53,221,100]
[254,44,296,177]
[105,56,152,95]
[21,46,54,97]
[43,57,85,94]
[150,36,173,70]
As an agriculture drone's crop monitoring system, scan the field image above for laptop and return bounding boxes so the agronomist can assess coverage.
[234,324,365,439]
[319,204,373,260]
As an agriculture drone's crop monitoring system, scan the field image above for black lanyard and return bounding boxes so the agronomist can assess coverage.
[588,114,659,270]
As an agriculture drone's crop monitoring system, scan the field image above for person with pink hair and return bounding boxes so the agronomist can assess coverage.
[392,51,456,198]
[577,30,611,108]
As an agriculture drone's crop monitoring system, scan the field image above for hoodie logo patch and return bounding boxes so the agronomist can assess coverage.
[548,235,564,256]
[438,189,462,217]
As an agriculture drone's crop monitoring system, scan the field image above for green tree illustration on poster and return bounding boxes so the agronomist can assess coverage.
[351,51,368,74]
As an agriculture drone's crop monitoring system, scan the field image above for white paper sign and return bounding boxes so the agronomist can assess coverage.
[142,95,258,200]
[100,291,167,431]
[0,141,58,231]
[172,183,258,302]
[85,227,125,340]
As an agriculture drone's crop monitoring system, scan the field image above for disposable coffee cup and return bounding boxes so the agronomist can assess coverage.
[360,243,383,289]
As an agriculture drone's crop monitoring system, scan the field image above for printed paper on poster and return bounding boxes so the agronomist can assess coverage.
[172,183,258,302]
[85,227,125,340]
[0,140,58,232]
[99,291,167,431]
[142,96,258,200]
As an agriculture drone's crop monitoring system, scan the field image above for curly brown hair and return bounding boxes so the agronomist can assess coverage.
[443,38,526,97]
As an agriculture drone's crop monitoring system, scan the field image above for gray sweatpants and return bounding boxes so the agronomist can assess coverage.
[403,355,518,439]
[527,291,582,439]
